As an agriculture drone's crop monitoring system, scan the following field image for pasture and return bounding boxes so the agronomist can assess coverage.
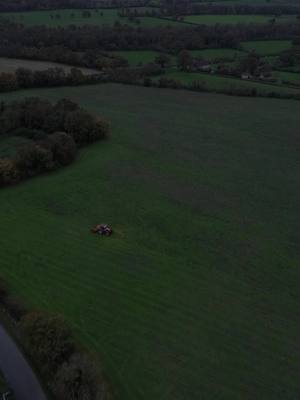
[241,40,293,55]
[274,70,300,86]
[158,70,300,95]
[111,51,176,66]
[0,57,98,75]
[0,83,299,400]
[2,9,184,28]
[181,14,298,25]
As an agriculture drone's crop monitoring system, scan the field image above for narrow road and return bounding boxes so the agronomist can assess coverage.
[0,324,47,400]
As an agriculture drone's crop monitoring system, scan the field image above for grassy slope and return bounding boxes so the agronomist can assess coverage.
[112,51,160,66]
[111,50,177,66]
[274,70,300,85]
[0,57,98,75]
[2,9,184,28]
[182,14,298,25]
[241,40,293,55]
[0,84,299,400]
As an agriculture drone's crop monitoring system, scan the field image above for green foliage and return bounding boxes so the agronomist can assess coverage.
[177,49,193,71]
[0,97,109,185]
[45,132,77,166]
[52,353,113,400]
[21,312,75,375]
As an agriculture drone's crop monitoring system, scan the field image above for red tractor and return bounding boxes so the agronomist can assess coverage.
[91,224,113,236]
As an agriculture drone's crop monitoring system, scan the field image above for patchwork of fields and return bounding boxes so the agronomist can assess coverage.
[0,83,299,400]
[3,9,184,28]
[158,69,300,95]
[4,9,300,28]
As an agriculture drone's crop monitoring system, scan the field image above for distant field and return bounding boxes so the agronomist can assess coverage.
[0,57,98,75]
[111,50,176,66]
[280,64,300,72]
[274,70,300,85]
[0,83,299,400]
[181,14,298,25]
[192,0,300,5]
[241,40,293,55]
[2,9,184,28]
[158,70,300,95]
[190,48,245,60]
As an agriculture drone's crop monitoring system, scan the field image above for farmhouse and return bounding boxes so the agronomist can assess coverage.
[241,73,252,79]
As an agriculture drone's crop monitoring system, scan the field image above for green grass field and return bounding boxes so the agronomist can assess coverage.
[2,9,184,28]
[241,40,293,55]
[0,57,98,75]
[181,14,298,25]
[158,69,300,95]
[0,83,299,400]
[274,70,300,85]
[111,51,176,66]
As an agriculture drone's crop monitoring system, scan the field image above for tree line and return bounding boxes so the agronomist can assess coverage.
[0,66,108,93]
[0,97,110,187]
[0,277,113,399]
[1,17,300,55]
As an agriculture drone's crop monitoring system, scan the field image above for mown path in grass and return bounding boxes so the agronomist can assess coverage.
[0,84,299,400]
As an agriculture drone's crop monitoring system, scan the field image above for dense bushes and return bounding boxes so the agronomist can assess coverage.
[52,352,113,400]
[21,312,75,375]
[21,312,113,399]
[0,278,113,399]
[0,97,110,186]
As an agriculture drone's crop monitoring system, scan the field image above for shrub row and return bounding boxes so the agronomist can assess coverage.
[0,278,113,400]
[142,76,300,100]
[0,66,107,94]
